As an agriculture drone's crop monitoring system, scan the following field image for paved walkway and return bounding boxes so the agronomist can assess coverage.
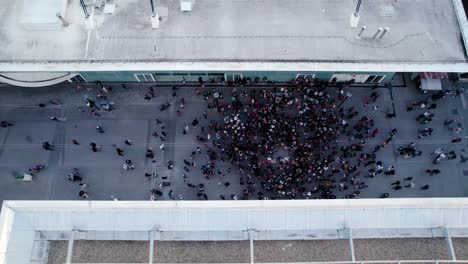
[0,77,467,201]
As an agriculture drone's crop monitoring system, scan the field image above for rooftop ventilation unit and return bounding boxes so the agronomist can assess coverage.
[20,0,68,30]
[181,0,193,11]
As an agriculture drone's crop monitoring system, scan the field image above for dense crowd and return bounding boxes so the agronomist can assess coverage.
[183,78,464,200]
[185,79,383,199]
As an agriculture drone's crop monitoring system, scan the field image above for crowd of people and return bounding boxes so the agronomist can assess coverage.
[179,79,387,199]
[180,77,465,200]
[4,76,463,200]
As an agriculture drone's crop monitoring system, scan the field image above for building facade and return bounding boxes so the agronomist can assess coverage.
[74,70,395,84]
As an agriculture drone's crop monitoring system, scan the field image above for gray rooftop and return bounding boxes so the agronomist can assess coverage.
[0,0,466,63]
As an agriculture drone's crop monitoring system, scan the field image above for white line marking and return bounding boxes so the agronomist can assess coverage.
[84,0,96,59]
[84,30,92,59]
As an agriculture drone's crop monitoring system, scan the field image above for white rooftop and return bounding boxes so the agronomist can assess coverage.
[19,0,67,30]
[1,199,468,264]
[0,0,466,69]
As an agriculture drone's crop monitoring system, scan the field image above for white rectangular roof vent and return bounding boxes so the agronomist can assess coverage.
[181,0,192,11]
[104,4,116,14]
[20,0,68,30]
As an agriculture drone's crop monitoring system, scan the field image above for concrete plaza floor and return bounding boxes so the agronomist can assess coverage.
[0,76,467,201]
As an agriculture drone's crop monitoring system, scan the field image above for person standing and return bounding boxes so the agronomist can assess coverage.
[384,165,395,175]
[198,76,204,87]
[90,143,98,152]
[79,183,88,198]
[116,148,124,156]
[123,160,135,170]
[42,141,54,151]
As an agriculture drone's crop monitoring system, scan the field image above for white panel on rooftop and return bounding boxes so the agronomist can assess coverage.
[205,210,230,230]
[286,210,308,230]
[20,0,66,27]
[153,211,170,230]
[208,230,229,240]
[382,208,401,228]
[75,211,98,230]
[461,208,468,225]
[307,210,325,229]
[363,208,382,228]
[35,212,55,230]
[400,209,423,228]
[324,210,345,229]
[248,210,266,229]
[12,212,32,230]
[6,230,35,264]
[47,212,72,231]
[442,209,462,226]
[113,211,138,230]
[117,211,155,231]
[228,210,249,230]
[169,210,190,230]
[347,208,366,228]
[88,212,115,230]
[423,208,442,227]
[266,210,287,230]
[185,211,207,231]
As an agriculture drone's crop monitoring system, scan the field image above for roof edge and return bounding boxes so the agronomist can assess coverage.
[1,62,468,73]
[4,198,468,211]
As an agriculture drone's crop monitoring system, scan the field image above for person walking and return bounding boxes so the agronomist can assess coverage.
[96,126,104,133]
[123,160,135,170]
[116,148,124,156]
[198,76,204,87]
[0,121,13,128]
[428,103,437,110]
[79,183,88,198]
[384,165,395,175]
[146,146,154,159]
[79,190,88,198]
[90,143,98,152]
[50,116,65,122]
[42,141,54,151]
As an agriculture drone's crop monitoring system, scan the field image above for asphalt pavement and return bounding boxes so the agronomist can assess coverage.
[0,76,467,201]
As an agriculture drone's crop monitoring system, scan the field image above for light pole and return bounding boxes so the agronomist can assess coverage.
[350,0,363,28]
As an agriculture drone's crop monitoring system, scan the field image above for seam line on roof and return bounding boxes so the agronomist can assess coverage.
[95,33,427,49]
